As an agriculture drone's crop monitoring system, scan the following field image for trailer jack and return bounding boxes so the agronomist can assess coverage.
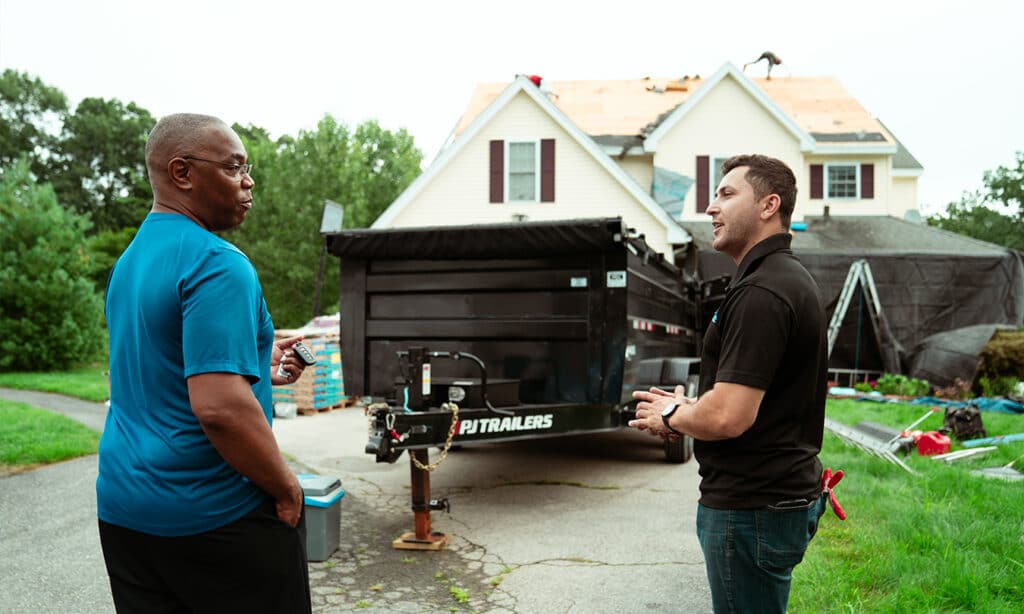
[393,449,451,551]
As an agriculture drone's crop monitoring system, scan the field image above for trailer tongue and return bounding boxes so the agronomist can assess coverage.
[328,218,707,549]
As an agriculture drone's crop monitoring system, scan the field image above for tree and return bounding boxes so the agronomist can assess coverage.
[0,70,67,177]
[929,152,1024,250]
[49,97,156,233]
[228,116,422,327]
[984,151,1024,223]
[0,159,105,371]
[86,227,138,292]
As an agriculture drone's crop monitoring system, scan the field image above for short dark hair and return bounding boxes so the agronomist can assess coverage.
[721,154,797,230]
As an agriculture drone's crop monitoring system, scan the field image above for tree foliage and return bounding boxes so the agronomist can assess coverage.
[0,70,67,177]
[1,72,155,234]
[983,152,1024,223]
[0,159,105,370]
[228,116,422,327]
[86,227,138,292]
[1,70,424,334]
[49,97,155,233]
[928,152,1024,250]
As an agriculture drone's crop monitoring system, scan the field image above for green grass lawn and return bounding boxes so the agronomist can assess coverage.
[0,362,108,402]
[790,399,1024,613]
[0,399,101,474]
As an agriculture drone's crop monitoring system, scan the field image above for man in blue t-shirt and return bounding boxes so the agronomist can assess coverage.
[98,113,312,613]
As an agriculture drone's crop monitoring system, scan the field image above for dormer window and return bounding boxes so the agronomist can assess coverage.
[489,139,556,203]
[507,141,539,201]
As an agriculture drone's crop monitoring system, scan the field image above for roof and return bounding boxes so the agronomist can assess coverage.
[678,216,1010,256]
[878,119,924,170]
[453,64,910,156]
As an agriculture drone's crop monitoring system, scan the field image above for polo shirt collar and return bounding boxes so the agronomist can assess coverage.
[734,233,792,282]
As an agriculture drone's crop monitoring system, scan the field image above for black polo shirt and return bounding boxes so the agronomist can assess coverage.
[694,233,827,509]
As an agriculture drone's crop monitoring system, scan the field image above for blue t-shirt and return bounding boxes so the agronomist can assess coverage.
[97,213,275,536]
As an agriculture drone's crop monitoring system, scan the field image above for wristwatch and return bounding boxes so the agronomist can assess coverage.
[661,403,685,436]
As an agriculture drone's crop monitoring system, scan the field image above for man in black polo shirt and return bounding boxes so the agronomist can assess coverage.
[629,154,828,613]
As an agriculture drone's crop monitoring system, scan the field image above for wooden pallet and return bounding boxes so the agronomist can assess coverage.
[295,397,358,415]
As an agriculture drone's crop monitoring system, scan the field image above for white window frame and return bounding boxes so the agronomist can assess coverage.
[711,154,733,198]
[824,162,860,200]
[504,140,540,203]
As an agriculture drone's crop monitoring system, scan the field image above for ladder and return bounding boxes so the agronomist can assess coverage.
[827,259,882,356]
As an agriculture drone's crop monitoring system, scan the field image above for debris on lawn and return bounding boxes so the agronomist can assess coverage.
[971,458,1024,482]
[932,446,998,463]
[825,418,917,474]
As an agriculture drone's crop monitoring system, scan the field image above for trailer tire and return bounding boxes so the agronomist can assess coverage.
[664,435,693,464]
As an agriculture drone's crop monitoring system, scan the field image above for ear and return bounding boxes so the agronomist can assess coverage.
[759,193,781,221]
[167,158,193,190]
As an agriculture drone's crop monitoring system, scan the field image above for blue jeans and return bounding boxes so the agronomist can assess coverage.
[696,496,826,614]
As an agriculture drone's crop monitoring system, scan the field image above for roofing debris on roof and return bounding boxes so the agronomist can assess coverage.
[454,71,901,148]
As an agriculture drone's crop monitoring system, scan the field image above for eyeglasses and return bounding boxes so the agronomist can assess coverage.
[182,155,252,177]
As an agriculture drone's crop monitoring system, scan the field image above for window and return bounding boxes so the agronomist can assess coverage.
[506,141,538,201]
[711,156,731,195]
[826,163,859,199]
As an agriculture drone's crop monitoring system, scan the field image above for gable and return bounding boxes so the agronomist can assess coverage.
[645,63,813,152]
[386,90,682,254]
[660,75,805,156]
[373,76,689,252]
[652,74,805,219]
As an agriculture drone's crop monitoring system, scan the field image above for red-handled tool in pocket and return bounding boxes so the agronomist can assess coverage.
[822,468,846,520]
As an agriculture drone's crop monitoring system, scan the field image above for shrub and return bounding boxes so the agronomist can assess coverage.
[978,375,1021,398]
[933,377,974,400]
[978,330,1024,380]
[86,227,136,292]
[875,373,930,397]
[0,159,104,370]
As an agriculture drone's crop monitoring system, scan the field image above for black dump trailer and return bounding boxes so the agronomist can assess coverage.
[326,218,704,548]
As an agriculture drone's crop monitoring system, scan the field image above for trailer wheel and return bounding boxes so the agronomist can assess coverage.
[664,435,693,464]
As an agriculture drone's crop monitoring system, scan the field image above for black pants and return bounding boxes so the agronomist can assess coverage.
[98,498,311,614]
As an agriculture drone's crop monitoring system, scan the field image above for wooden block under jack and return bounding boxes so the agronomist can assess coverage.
[392,531,451,551]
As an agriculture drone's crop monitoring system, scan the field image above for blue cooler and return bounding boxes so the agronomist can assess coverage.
[298,474,345,562]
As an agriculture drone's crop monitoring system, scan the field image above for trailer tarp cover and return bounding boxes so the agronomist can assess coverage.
[679,216,1024,373]
[327,218,635,260]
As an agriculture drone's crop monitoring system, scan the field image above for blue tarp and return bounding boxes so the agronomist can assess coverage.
[651,166,694,217]
[908,397,1024,414]
[846,395,1024,413]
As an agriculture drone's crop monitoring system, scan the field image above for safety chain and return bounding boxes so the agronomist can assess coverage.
[411,402,459,472]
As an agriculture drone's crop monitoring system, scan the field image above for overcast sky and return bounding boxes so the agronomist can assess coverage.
[2,0,1021,214]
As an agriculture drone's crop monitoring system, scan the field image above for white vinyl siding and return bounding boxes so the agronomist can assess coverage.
[506,140,539,201]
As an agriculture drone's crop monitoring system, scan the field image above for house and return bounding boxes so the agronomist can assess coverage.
[372,61,924,257]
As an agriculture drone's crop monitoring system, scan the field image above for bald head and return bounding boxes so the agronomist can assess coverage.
[145,113,228,182]
[144,113,253,231]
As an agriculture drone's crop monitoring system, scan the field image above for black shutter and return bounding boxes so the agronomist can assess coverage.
[489,140,504,203]
[810,164,823,199]
[860,163,874,199]
[696,155,710,213]
[540,139,555,202]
